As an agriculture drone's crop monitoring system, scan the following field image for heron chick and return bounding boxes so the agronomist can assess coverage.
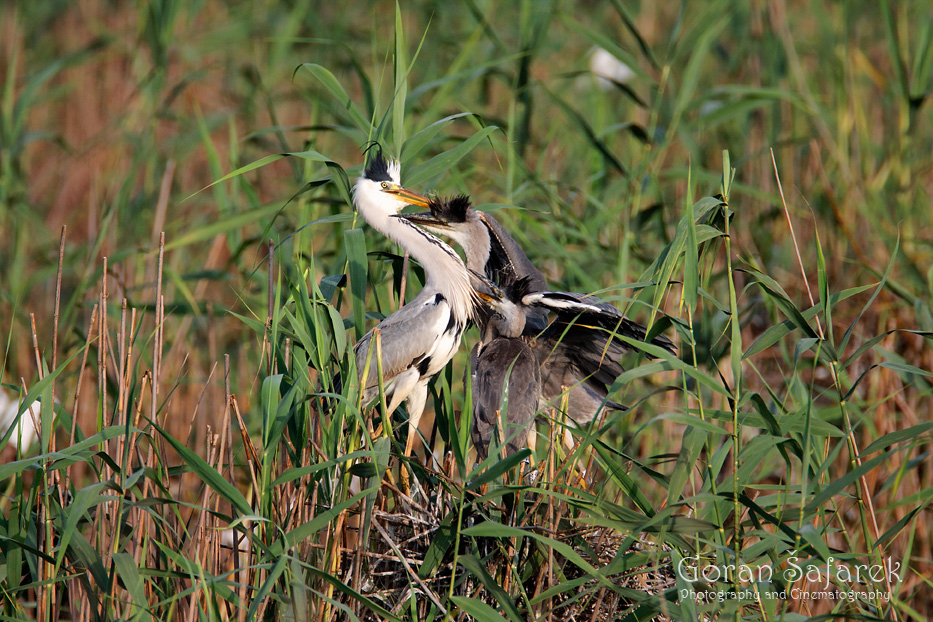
[471,270,676,459]
[470,273,540,461]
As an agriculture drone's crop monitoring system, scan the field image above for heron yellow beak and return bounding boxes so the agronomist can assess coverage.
[385,185,431,208]
[469,269,503,303]
[475,290,499,304]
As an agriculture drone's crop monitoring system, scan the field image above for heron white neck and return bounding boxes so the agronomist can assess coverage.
[354,189,475,326]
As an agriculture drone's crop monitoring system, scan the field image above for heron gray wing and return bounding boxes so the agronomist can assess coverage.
[354,292,458,390]
[538,353,626,424]
[471,338,540,461]
[524,290,675,407]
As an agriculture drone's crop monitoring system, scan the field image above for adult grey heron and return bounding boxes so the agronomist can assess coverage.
[351,150,478,460]
[399,196,676,454]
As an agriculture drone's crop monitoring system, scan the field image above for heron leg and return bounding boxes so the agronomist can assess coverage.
[402,381,428,459]
[383,370,413,414]
[559,425,591,492]
[399,380,428,497]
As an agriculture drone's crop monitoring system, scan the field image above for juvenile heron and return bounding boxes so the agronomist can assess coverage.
[471,271,676,459]
[470,274,540,461]
[399,196,676,429]
[351,150,478,459]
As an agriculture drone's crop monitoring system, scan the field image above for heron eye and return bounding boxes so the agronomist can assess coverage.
[381,182,389,189]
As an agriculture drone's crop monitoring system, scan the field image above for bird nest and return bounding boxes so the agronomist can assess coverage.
[330,474,678,621]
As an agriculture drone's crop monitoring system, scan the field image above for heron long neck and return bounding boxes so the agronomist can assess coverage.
[363,207,475,326]
[458,220,492,274]
[483,216,547,286]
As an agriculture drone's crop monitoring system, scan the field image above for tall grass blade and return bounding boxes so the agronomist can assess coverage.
[153,422,252,515]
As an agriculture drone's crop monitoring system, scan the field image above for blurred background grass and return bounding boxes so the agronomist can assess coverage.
[4,0,930,427]
[1,0,932,619]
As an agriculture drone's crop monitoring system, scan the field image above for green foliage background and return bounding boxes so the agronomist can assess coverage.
[1,1,931,620]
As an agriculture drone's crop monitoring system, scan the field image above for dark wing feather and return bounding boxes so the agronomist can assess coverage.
[526,290,675,405]
[525,290,676,357]
[479,213,549,332]
[537,353,626,424]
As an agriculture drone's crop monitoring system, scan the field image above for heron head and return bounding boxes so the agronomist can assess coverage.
[354,144,429,215]
[398,194,475,228]
[470,269,530,339]
[397,194,491,265]
[470,269,505,304]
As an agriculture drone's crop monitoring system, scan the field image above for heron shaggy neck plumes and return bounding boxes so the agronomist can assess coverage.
[422,195,492,283]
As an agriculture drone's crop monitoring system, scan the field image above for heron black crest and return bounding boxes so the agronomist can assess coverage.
[498,273,537,303]
[429,194,471,223]
[362,143,392,182]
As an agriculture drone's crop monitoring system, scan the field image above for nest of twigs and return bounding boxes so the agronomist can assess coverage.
[330,463,677,621]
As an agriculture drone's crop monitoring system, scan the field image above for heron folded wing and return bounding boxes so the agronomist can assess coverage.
[354,294,458,391]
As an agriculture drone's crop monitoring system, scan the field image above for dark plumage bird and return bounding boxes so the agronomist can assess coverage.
[471,271,676,459]
[399,196,676,446]
[470,273,540,461]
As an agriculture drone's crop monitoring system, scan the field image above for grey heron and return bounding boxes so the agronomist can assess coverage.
[351,150,479,460]
[469,274,541,461]
[472,270,676,459]
[399,196,676,455]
